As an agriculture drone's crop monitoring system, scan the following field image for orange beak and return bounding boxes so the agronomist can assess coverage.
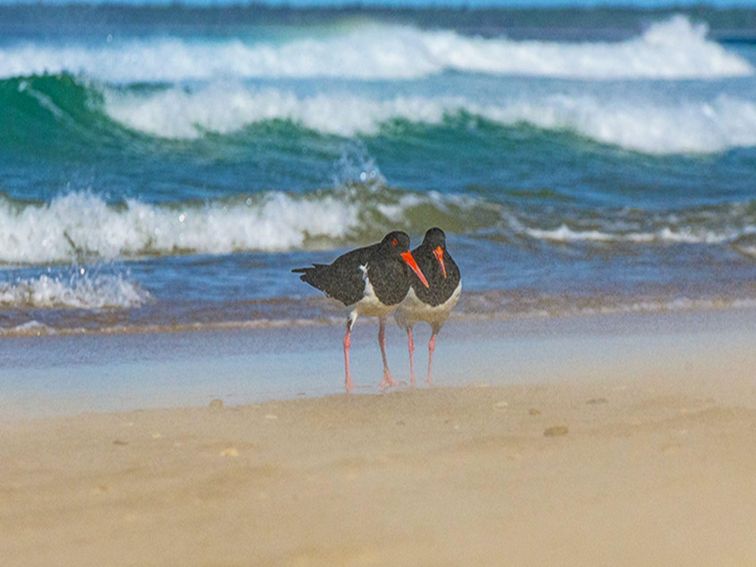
[401,251,430,288]
[433,246,447,279]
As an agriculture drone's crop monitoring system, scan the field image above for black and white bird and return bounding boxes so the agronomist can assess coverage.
[395,227,461,386]
[293,231,429,393]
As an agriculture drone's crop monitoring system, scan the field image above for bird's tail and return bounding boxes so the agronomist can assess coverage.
[292,264,327,290]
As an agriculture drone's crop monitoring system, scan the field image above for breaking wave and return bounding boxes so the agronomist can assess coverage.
[103,85,756,154]
[4,72,756,155]
[0,16,750,82]
[0,189,752,265]
[512,201,756,256]
[0,272,150,309]
[0,189,490,264]
[525,225,756,246]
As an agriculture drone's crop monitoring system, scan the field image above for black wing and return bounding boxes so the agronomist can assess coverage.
[292,243,378,306]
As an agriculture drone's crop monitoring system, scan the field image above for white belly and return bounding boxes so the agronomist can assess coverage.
[346,265,399,325]
[395,282,461,330]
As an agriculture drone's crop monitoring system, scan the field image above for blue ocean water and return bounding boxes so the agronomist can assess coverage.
[0,5,754,335]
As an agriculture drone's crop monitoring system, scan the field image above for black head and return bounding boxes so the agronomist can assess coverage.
[422,227,447,250]
[378,230,429,289]
[379,230,411,254]
[420,227,450,279]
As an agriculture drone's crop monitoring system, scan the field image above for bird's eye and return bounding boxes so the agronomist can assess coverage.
[391,238,398,247]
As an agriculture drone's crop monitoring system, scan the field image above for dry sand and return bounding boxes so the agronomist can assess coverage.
[2,369,755,566]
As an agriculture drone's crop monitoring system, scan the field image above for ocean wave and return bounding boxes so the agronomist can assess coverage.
[4,72,755,155]
[518,201,755,253]
[525,224,756,247]
[0,189,489,264]
[0,190,752,265]
[0,16,750,82]
[103,84,756,154]
[0,272,150,309]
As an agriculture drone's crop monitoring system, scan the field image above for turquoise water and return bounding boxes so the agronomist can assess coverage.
[0,5,754,335]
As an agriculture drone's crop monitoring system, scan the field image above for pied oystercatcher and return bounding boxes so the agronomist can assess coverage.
[395,227,461,386]
[293,231,429,393]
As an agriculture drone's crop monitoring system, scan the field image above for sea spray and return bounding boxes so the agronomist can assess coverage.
[0,270,149,309]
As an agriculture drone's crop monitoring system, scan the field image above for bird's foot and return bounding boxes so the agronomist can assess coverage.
[379,371,400,390]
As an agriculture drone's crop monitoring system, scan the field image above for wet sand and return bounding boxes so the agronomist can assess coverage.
[2,308,754,418]
[1,309,755,566]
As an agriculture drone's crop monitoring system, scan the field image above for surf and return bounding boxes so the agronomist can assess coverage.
[4,73,756,156]
[0,189,752,265]
[0,272,149,309]
[0,16,750,82]
[102,83,756,155]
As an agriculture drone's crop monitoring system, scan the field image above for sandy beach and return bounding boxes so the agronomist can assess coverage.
[2,4,755,565]
[2,311,755,566]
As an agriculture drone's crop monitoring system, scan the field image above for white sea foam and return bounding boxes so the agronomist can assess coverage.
[0,273,149,309]
[0,320,55,336]
[735,244,756,258]
[0,190,464,264]
[524,224,756,245]
[479,95,756,155]
[103,85,449,139]
[0,190,750,265]
[0,192,358,263]
[103,83,756,154]
[0,17,750,82]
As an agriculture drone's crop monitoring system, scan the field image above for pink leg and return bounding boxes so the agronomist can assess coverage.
[378,317,397,389]
[407,327,416,387]
[426,332,437,386]
[343,320,353,394]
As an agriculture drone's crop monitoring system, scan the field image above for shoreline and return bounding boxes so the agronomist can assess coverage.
[1,306,754,420]
[2,294,755,339]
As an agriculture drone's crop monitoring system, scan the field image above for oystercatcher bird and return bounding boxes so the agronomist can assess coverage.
[293,231,429,393]
[395,228,461,386]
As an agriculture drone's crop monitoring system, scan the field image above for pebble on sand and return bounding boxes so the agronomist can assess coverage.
[543,426,569,437]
